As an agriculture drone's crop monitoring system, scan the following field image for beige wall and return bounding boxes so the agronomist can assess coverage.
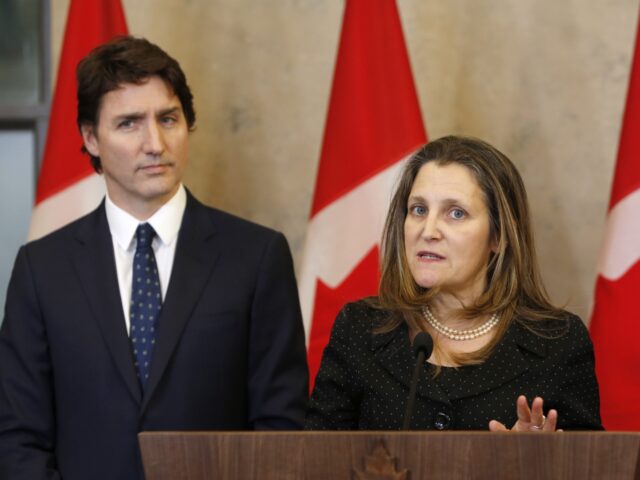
[52,0,639,322]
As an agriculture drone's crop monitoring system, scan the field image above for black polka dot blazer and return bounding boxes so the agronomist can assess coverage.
[305,301,602,431]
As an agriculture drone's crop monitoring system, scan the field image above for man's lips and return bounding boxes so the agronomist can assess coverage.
[138,163,172,173]
[417,251,444,261]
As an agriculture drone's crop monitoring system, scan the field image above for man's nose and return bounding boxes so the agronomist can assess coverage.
[142,121,165,156]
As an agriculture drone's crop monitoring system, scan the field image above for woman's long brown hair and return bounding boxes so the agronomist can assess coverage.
[374,135,566,366]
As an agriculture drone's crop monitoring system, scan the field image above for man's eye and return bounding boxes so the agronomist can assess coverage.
[118,119,134,129]
[161,116,176,125]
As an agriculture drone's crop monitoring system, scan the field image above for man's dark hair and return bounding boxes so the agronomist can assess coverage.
[76,35,196,172]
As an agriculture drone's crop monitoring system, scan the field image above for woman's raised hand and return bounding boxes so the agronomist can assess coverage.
[489,395,561,432]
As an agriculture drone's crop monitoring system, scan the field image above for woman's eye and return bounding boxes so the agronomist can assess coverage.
[450,208,465,219]
[410,205,426,216]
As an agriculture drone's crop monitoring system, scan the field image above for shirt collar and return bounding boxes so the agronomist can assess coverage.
[105,185,187,251]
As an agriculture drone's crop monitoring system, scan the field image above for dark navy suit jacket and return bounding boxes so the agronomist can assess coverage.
[0,191,308,479]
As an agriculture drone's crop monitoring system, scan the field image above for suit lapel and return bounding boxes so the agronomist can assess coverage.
[440,322,544,401]
[72,204,142,404]
[371,323,450,405]
[371,319,546,404]
[142,193,220,411]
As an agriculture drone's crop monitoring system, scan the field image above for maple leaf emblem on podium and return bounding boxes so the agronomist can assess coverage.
[353,440,408,480]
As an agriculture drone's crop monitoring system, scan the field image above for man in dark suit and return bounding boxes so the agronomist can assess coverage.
[0,36,308,480]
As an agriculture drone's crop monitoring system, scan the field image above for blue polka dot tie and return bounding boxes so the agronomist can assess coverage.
[129,223,162,390]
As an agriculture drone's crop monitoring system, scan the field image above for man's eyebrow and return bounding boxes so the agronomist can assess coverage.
[113,112,145,123]
[111,106,182,123]
[157,106,182,117]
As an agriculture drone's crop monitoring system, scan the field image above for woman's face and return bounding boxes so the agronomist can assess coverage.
[403,161,496,303]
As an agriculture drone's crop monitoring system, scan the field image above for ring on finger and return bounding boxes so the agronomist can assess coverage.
[530,415,546,431]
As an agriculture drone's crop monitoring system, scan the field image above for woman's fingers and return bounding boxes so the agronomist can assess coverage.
[489,419,509,431]
[491,395,561,432]
[542,409,558,432]
[528,397,546,431]
[516,395,533,424]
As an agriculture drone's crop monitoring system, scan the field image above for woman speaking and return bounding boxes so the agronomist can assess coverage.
[305,135,602,431]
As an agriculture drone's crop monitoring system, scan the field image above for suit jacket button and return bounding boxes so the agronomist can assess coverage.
[434,412,451,430]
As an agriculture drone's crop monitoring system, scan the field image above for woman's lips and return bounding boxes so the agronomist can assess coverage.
[417,251,444,261]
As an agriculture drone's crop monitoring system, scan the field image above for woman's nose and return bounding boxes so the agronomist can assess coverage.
[421,214,442,240]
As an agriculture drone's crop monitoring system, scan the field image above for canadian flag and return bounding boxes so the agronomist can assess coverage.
[589,15,640,430]
[299,0,427,386]
[28,0,128,240]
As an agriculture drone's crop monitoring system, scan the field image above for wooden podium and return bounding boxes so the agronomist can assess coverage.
[139,431,640,479]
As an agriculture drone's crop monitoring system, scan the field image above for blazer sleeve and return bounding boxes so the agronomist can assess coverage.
[247,232,309,429]
[554,316,603,430]
[305,305,362,430]
[0,246,61,479]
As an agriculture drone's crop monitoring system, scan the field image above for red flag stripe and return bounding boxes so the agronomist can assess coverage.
[300,0,427,388]
[608,15,640,209]
[310,0,425,217]
[590,10,640,430]
[35,0,127,204]
[591,265,640,430]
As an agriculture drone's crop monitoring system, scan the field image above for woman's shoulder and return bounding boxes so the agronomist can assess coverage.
[330,297,406,340]
[513,310,592,350]
[516,310,586,332]
[329,299,406,357]
[335,298,395,328]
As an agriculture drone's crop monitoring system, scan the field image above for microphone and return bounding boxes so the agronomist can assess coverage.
[402,331,434,430]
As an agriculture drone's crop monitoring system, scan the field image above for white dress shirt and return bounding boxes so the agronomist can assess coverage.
[105,185,187,334]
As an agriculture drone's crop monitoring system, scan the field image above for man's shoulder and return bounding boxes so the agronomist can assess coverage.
[201,204,276,233]
[25,204,104,252]
[186,193,283,242]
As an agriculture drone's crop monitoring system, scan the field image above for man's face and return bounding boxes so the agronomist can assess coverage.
[81,76,189,219]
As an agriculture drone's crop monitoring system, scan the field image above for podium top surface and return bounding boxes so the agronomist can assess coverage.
[139,431,640,480]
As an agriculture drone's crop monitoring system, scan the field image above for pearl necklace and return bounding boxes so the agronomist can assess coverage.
[422,306,500,341]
